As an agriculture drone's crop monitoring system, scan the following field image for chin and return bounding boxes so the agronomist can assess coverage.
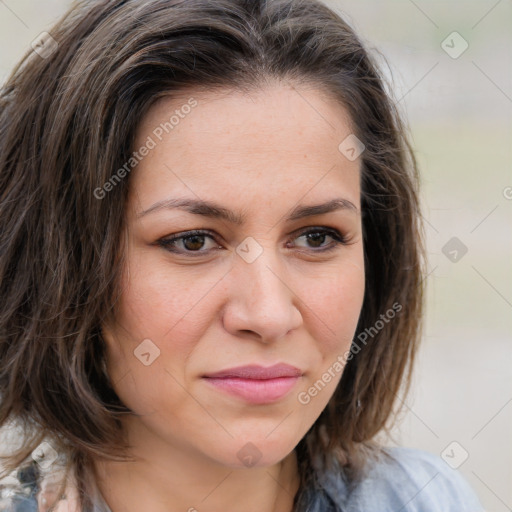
[208,436,298,470]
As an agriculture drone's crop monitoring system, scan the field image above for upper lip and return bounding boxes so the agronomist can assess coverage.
[203,363,302,380]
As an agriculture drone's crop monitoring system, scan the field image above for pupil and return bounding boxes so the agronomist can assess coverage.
[308,232,325,247]
[184,235,204,251]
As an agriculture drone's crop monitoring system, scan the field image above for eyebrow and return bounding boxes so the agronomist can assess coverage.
[137,197,358,224]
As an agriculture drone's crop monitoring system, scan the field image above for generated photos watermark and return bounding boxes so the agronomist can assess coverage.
[298,302,402,405]
[94,97,198,199]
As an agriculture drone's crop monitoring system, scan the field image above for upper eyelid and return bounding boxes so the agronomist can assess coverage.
[160,226,347,249]
[165,225,342,239]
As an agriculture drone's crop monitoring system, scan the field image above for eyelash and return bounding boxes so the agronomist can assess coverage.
[156,227,349,257]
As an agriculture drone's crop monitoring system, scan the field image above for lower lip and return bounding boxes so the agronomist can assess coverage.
[203,376,300,404]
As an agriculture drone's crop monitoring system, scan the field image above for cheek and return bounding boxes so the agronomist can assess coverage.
[111,249,221,342]
[295,259,364,411]
[302,257,365,354]
[102,251,225,392]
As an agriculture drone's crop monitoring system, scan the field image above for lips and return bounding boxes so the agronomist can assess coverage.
[202,363,303,404]
[203,363,302,380]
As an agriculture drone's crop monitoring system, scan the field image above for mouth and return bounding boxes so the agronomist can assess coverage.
[202,363,303,404]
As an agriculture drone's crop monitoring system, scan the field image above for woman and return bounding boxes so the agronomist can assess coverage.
[0,0,483,511]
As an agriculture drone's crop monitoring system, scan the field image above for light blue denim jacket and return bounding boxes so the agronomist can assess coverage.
[2,447,483,511]
[296,446,484,512]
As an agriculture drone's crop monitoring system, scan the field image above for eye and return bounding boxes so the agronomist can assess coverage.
[157,230,220,255]
[289,227,348,253]
[156,226,349,256]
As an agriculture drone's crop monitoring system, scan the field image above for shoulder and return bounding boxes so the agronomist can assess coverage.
[0,458,82,512]
[0,466,38,512]
[321,446,484,512]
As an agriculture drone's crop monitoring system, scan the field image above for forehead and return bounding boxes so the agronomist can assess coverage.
[129,83,361,214]
[136,82,355,152]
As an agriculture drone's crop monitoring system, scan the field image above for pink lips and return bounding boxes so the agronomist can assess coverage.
[202,364,302,404]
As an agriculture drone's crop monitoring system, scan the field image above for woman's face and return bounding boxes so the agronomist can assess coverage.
[102,82,365,468]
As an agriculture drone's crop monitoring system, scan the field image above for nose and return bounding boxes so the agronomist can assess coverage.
[221,245,303,343]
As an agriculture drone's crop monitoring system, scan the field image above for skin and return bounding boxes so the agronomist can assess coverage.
[95,81,365,512]
[37,477,59,512]
[37,472,79,512]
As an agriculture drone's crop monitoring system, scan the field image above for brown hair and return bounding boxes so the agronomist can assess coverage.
[0,0,424,509]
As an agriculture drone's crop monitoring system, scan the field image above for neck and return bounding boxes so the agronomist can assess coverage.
[93,418,301,512]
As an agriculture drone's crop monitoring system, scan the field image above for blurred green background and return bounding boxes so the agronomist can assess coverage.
[1,1,511,510]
